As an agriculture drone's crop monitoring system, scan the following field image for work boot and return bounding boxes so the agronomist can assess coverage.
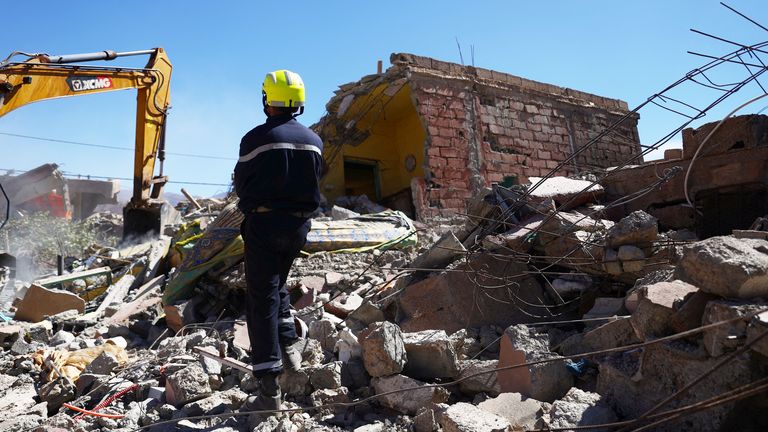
[281,339,303,371]
[241,373,281,413]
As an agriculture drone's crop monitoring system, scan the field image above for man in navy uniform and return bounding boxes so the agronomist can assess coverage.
[234,69,323,411]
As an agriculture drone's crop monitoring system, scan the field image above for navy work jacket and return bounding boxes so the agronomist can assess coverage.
[234,114,324,214]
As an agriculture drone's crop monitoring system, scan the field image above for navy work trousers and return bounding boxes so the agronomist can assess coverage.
[241,211,310,376]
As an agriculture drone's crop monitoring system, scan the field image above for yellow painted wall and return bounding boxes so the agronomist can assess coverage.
[321,84,426,204]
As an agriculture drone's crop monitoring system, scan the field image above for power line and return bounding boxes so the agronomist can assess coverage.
[0,167,230,187]
[0,131,237,161]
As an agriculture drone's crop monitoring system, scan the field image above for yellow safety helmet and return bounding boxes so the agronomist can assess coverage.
[262,70,306,114]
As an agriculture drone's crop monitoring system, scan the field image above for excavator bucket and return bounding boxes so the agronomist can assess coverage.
[122,201,178,241]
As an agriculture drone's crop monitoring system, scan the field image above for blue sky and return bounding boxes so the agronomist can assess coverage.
[1,1,767,197]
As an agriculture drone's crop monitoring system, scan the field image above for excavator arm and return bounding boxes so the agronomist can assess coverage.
[0,49,173,238]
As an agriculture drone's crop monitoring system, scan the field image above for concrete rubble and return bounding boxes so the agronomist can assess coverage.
[1,81,768,432]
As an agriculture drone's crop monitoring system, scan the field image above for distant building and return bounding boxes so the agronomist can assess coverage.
[314,53,641,219]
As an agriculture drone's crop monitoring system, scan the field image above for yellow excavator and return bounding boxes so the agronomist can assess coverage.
[0,48,173,239]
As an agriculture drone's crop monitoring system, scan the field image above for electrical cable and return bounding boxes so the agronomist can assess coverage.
[0,131,237,161]
[0,179,8,231]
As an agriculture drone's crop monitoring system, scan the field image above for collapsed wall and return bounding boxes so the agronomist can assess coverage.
[315,53,641,219]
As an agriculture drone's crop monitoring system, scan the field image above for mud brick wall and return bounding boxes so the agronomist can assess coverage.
[402,57,641,218]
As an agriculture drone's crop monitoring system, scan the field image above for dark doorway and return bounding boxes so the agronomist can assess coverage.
[696,183,768,238]
[344,159,381,201]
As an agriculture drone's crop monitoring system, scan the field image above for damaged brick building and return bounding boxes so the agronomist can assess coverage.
[315,53,642,219]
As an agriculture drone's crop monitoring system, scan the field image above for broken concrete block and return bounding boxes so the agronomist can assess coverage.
[583,297,626,320]
[347,300,385,330]
[676,236,768,298]
[496,214,545,253]
[607,210,658,249]
[0,325,22,345]
[497,325,573,402]
[165,362,212,407]
[399,255,545,333]
[371,374,448,415]
[310,387,350,414]
[582,318,640,352]
[182,388,247,416]
[14,284,85,323]
[551,274,592,297]
[457,360,501,396]
[670,291,719,334]
[411,231,466,270]
[309,361,342,390]
[335,328,362,362]
[617,244,645,273]
[308,318,339,353]
[527,176,604,210]
[477,392,543,431]
[84,351,119,375]
[746,311,768,357]
[278,368,312,397]
[549,388,618,430]
[414,407,439,432]
[702,300,764,357]
[602,248,622,275]
[439,402,511,432]
[630,280,698,340]
[299,275,325,293]
[331,205,360,220]
[402,330,459,380]
[324,271,345,288]
[37,379,75,413]
[48,330,75,347]
[360,321,407,377]
[325,292,364,318]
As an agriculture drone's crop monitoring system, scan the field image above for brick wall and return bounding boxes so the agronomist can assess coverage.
[406,66,640,219]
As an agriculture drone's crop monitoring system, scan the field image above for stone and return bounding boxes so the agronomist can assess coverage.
[300,275,326,293]
[676,236,768,298]
[398,255,545,333]
[457,360,501,396]
[551,274,592,296]
[84,351,120,375]
[14,284,85,323]
[439,402,511,432]
[331,205,360,220]
[414,407,439,432]
[325,271,345,287]
[360,321,407,377]
[702,300,765,357]
[279,368,312,397]
[747,311,768,357]
[411,231,466,269]
[310,387,350,413]
[596,342,754,432]
[309,361,342,390]
[497,325,572,402]
[336,328,362,362]
[340,358,370,390]
[308,318,339,352]
[326,293,364,318]
[0,325,21,344]
[477,392,543,431]
[630,280,698,340]
[549,388,618,430]
[617,244,645,273]
[669,291,719,334]
[165,362,212,407]
[402,330,460,379]
[37,380,75,413]
[347,301,385,328]
[607,210,658,249]
[583,297,626,320]
[581,318,640,352]
[182,388,246,416]
[48,330,75,347]
[372,374,449,415]
[527,176,604,209]
[602,248,622,275]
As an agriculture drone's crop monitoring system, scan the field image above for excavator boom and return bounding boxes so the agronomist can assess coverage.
[0,48,173,238]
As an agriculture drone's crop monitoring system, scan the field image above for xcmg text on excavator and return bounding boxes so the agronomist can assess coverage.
[0,48,174,239]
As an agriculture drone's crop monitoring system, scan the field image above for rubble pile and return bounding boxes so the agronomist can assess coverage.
[0,175,767,432]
